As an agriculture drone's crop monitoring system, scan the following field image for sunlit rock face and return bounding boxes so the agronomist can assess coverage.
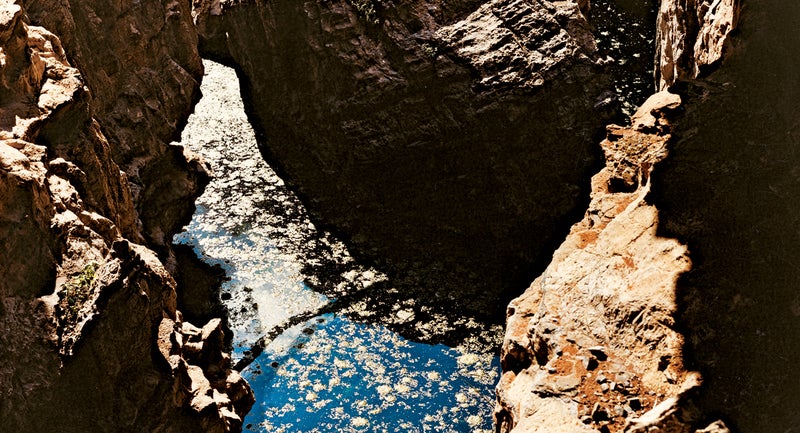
[496,0,800,432]
[22,0,207,252]
[1,1,251,431]
[193,0,617,322]
[494,91,730,433]
[655,0,740,89]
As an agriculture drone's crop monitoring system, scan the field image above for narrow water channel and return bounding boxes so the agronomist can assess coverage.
[591,0,658,117]
[173,60,500,432]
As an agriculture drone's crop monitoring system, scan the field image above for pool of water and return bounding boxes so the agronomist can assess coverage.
[245,315,498,433]
[173,60,500,433]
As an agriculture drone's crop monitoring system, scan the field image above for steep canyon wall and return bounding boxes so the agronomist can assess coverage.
[0,1,252,431]
[1,0,796,432]
[653,0,800,430]
[496,0,800,432]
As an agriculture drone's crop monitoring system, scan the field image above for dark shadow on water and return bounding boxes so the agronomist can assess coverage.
[197,54,606,355]
[172,244,237,350]
[650,3,800,431]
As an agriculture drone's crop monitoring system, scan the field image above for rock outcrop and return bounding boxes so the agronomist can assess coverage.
[498,1,800,432]
[192,0,616,323]
[655,0,740,89]
[494,91,727,433]
[0,1,251,430]
[21,0,209,252]
[3,0,795,431]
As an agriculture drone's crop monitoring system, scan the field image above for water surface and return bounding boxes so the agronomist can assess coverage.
[173,60,500,433]
[592,0,658,116]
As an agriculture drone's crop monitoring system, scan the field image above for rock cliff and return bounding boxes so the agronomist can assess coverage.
[653,0,800,430]
[494,90,728,433]
[0,1,251,431]
[2,0,796,431]
[193,0,616,324]
[496,1,800,432]
[655,0,740,89]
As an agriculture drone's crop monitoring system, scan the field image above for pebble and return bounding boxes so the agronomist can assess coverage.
[582,355,599,371]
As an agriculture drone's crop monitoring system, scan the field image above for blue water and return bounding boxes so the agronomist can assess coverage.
[173,60,500,433]
[243,314,498,432]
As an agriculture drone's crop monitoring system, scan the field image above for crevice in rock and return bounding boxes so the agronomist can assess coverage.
[493,0,749,429]
[172,243,228,325]
[190,0,616,351]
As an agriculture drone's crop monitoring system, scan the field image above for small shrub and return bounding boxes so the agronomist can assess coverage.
[348,0,380,25]
[421,43,438,59]
[60,262,99,324]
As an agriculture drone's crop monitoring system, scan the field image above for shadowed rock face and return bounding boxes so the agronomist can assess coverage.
[194,0,616,322]
[653,1,800,431]
[23,0,207,252]
[494,1,797,431]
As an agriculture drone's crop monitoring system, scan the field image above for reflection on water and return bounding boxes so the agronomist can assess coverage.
[246,315,497,433]
[173,60,499,432]
[591,0,658,117]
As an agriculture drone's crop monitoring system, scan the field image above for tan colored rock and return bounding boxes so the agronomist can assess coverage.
[625,373,729,433]
[655,0,741,89]
[23,0,207,248]
[1,1,246,431]
[495,92,726,432]
[648,2,800,429]
[695,421,730,433]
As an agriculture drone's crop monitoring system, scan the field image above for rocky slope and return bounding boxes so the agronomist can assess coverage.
[0,1,251,431]
[192,0,617,323]
[494,90,728,433]
[496,0,800,432]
